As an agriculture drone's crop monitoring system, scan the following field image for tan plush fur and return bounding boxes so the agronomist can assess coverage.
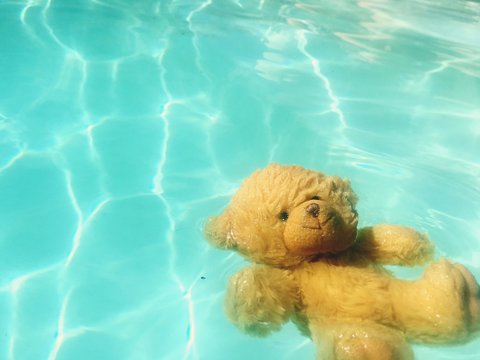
[204,163,480,359]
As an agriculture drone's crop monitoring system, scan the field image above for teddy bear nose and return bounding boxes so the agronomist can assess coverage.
[306,203,320,217]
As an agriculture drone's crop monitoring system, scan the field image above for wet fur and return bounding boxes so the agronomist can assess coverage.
[205,164,480,359]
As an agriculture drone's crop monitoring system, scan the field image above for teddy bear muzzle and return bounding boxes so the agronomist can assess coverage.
[283,200,356,256]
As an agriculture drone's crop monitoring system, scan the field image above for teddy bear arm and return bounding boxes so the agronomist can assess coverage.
[354,224,434,266]
[224,265,299,337]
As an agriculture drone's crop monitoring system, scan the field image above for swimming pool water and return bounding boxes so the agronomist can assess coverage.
[0,0,479,359]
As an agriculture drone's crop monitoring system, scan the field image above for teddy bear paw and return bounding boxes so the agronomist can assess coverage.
[420,259,480,334]
[452,263,480,331]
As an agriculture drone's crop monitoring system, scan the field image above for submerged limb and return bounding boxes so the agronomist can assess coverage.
[391,259,480,343]
[224,265,299,336]
[311,320,413,360]
[354,224,434,266]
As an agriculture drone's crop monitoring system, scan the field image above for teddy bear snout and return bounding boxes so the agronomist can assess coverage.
[306,203,320,218]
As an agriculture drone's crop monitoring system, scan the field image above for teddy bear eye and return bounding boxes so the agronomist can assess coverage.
[279,211,289,221]
[311,196,321,200]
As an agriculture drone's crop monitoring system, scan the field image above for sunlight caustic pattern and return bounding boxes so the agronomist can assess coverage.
[0,0,479,359]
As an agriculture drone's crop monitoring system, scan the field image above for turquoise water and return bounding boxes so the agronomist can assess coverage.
[0,0,479,359]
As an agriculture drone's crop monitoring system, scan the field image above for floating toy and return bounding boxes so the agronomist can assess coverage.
[205,163,480,359]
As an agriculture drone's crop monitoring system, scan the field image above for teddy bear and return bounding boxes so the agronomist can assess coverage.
[204,163,480,360]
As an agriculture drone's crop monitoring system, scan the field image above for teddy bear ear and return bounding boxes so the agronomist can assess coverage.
[326,176,358,206]
[204,213,237,250]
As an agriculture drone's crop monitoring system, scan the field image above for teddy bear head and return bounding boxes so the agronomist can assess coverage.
[205,164,359,267]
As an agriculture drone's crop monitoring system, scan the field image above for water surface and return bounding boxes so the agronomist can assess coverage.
[0,0,479,359]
